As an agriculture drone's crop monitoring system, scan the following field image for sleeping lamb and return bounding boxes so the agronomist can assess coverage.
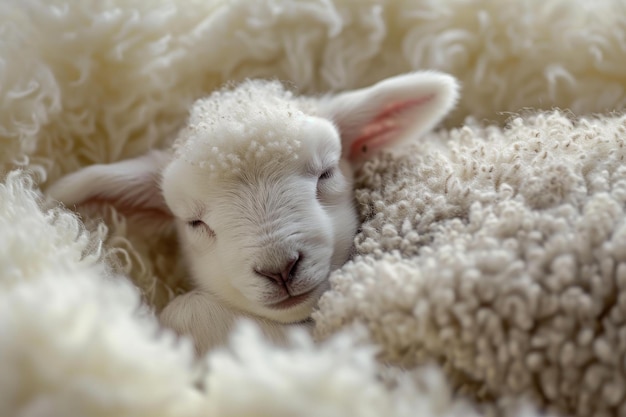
[47,71,459,353]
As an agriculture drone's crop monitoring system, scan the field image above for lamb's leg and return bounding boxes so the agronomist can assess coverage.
[160,290,312,355]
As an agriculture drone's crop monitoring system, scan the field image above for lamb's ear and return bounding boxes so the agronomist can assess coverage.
[46,150,172,219]
[320,71,460,163]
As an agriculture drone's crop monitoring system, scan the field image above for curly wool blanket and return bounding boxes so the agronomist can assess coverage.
[2,1,626,416]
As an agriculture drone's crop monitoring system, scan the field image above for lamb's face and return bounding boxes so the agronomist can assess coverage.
[161,116,358,323]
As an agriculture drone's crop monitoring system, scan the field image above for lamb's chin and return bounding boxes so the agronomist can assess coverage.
[254,286,326,323]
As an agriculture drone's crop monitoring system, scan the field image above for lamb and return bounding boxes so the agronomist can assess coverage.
[47,71,459,354]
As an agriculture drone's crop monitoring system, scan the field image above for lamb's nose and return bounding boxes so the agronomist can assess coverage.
[255,253,301,284]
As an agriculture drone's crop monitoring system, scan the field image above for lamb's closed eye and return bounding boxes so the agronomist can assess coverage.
[316,166,339,199]
[187,219,216,236]
[318,167,335,181]
[187,220,205,228]
[47,71,459,354]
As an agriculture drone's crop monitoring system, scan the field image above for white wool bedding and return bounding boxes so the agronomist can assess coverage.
[2,0,626,416]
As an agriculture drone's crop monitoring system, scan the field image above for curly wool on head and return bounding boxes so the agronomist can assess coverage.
[173,80,318,176]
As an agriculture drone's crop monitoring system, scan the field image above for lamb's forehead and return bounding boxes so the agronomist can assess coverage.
[173,80,336,176]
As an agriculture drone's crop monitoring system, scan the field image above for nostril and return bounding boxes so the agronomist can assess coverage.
[254,268,283,284]
[286,252,301,281]
[255,253,302,284]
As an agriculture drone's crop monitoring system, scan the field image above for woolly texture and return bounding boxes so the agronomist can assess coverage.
[315,112,626,417]
[2,0,626,416]
[0,172,205,417]
[174,80,307,175]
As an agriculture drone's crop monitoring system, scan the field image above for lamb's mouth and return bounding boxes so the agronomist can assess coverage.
[267,289,317,310]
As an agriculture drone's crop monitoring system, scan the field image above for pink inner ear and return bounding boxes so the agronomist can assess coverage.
[348,94,435,160]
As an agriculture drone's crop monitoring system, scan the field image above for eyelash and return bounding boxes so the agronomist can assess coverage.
[318,167,334,181]
[187,219,215,237]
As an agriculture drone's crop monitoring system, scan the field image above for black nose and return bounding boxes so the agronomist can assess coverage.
[255,253,301,284]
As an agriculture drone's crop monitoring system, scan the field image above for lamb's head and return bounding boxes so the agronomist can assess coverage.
[46,72,459,324]
[161,81,357,322]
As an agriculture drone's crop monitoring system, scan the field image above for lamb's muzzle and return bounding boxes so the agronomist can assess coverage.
[254,252,302,285]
